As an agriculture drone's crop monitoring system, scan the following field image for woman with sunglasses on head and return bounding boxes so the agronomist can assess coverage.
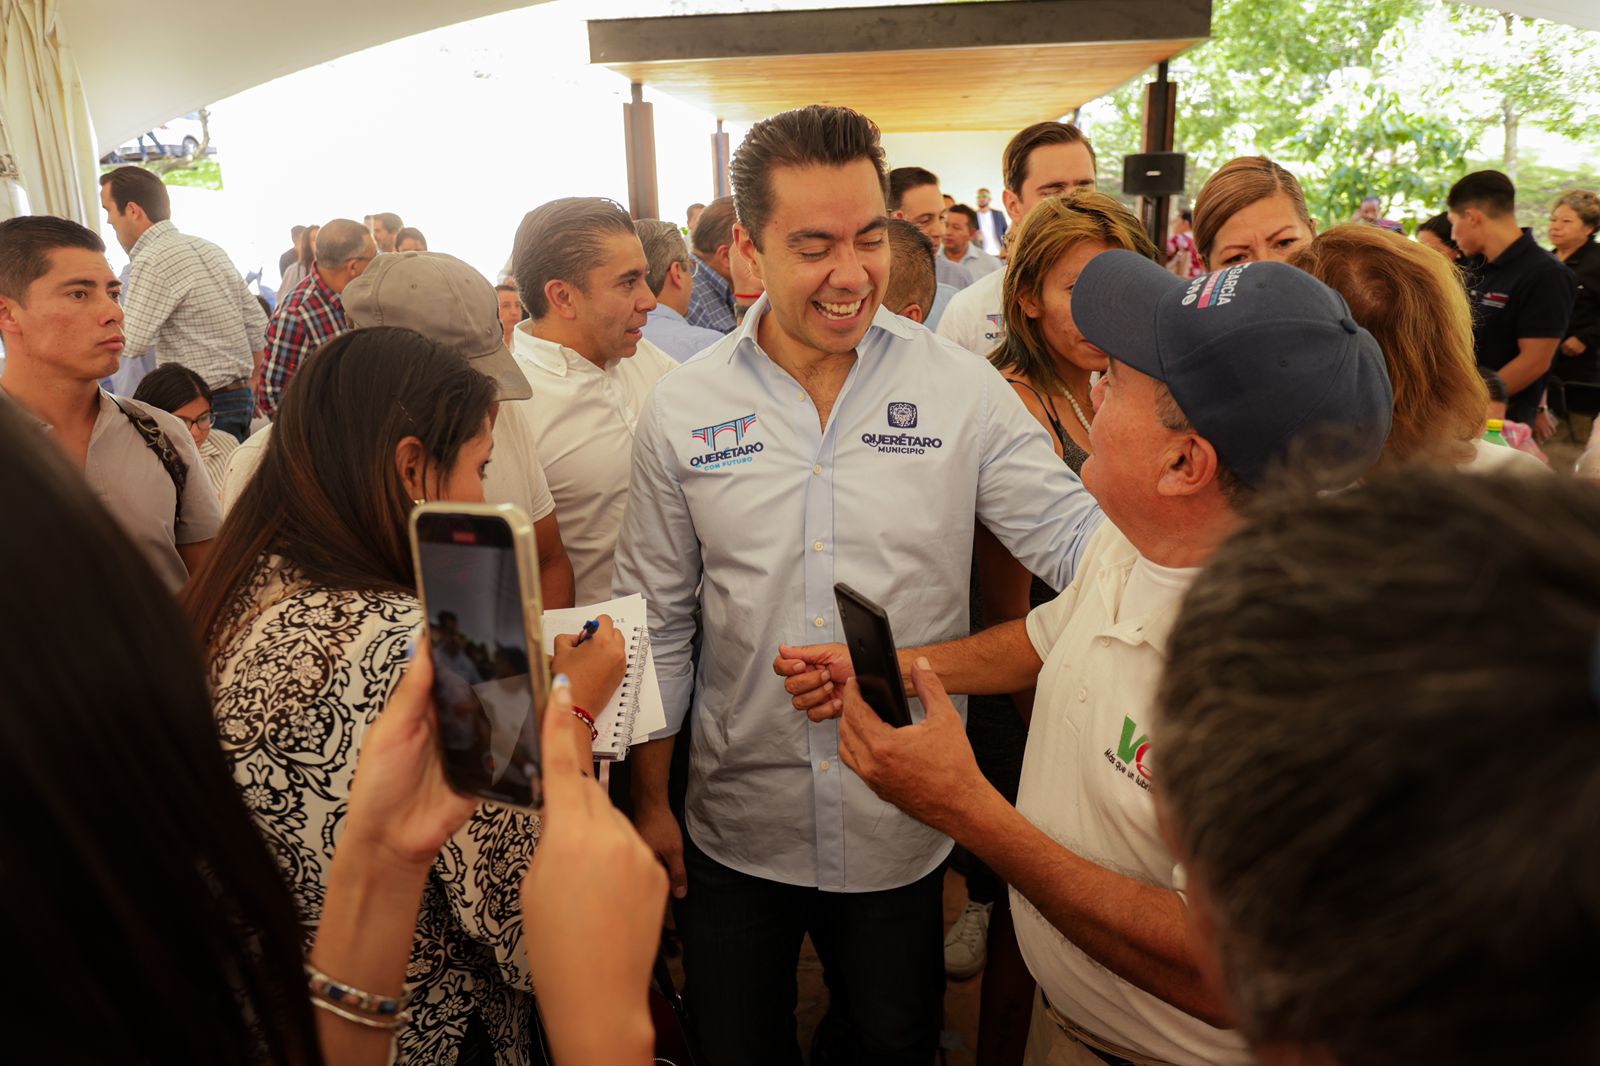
[134,362,238,497]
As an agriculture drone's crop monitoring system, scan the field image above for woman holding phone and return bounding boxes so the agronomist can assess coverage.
[184,326,627,1064]
[0,396,665,1065]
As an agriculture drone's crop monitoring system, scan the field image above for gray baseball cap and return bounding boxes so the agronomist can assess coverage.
[1074,251,1393,488]
[341,251,532,401]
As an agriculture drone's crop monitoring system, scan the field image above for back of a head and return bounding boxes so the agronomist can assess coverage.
[297,223,321,269]
[314,218,370,268]
[184,326,497,648]
[691,195,737,258]
[1157,469,1600,1066]
[373,211,404,232]
[1001,121,1096,196]
[98,165,173,222]
[996,191,1160,383]
[1288,224,1486,466]
[132,363,211,413]
[1192,156,1311,266]
[1448,170,1516,217]
[512,196,635,319]
[0,215,105,303]
[729,104,887,250]
[887,165,938,213]
[883,219,937,318]
[393,226,428,251]
[635,217,691,296]
[0,401,317,1064]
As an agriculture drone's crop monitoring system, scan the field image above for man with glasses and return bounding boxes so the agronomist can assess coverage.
[254,219,375,420]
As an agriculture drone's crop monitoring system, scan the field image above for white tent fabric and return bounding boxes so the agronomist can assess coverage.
[1455,0,1599,32]
[0,0,97,225]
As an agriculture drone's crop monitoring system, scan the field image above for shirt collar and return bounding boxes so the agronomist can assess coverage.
[1488,228,1538,269]
[512,321,610,378]
[130,220,175,258]
[1091,535,1191,655]
[724,296,917,365]
[310,268,343,309]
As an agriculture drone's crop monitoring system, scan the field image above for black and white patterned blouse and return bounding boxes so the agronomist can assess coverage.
[209,555,542,1064]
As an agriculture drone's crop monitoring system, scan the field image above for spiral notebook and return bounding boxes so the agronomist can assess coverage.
[540,594,665,760]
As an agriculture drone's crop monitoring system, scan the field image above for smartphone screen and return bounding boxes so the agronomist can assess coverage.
[834,582,913,727]
[414,511,544,810]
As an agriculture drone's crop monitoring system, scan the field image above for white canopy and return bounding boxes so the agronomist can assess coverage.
[1454,0,1599,32]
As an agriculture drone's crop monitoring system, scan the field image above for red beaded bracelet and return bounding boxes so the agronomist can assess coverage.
[571,705,598,741]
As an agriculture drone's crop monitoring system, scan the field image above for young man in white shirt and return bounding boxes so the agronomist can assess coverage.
[511,197,676,605]
[938,123,1099,357]
[781,253,1396,1066]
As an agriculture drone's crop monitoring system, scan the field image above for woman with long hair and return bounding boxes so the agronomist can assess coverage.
[279,223,320,301]
[185,326,626,1063]
[1191,156,1317,270]
[133,362,239,495]
[1288,224,1543,474]
[0,390,665,1065]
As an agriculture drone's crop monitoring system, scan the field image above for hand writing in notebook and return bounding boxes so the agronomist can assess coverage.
[550,614,627,720]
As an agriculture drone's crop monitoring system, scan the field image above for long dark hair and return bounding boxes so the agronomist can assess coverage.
[184,326,497,649]
[297,224,320,271]
[0,401,320,1063]
[133,362,212,413]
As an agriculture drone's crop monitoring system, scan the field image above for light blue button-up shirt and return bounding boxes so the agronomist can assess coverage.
[642,304,726,363]
[612,298,1105,892]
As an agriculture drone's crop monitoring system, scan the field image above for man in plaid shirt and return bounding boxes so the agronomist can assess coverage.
[255,219,375,419]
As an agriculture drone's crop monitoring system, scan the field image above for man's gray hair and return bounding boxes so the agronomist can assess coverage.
[635,218,690,297]
[315,219,372,267]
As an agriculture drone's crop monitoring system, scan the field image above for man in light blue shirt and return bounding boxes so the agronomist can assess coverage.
[635,218,725,363]
[943,203,1004,279]
[613,104,1103,1066]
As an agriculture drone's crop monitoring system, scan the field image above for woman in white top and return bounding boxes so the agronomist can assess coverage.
[132,362,240,497]
[1288,225,1547,475]
[183,326,627,1064]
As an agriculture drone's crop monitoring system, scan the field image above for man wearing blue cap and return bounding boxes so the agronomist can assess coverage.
[778,250,1393,1066]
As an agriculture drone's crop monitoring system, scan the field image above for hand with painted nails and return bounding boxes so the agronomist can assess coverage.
[341,634,482,873]
[772,642,856,721]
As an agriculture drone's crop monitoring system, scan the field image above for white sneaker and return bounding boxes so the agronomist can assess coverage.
[944,900,993,979]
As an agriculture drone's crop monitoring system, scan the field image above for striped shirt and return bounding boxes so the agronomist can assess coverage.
[122,221,268,391]
[255,270,349,419]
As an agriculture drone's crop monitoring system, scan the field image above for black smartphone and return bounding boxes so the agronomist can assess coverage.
[410,503,548,812]
[834,582,913,727]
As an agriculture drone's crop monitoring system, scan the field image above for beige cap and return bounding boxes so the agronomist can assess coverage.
[341,251,532,401]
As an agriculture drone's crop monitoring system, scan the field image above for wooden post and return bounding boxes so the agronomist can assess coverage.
[1139,61,1177,251]
[623,81,659,220]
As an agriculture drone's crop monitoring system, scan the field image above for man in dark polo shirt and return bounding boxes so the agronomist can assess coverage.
[1448,170,1577,424]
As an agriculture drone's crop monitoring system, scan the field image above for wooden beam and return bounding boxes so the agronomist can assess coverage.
[623,82,659,220]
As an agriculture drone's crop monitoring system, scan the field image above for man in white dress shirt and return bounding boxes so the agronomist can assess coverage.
[939,123,1099,357]
[511,197,675,605]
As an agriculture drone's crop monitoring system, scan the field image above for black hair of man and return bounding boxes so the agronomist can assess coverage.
[1001,121,1097,196]
[1180,207,1193,224]
[98,166,172,222]
[947,204,979,231]
[635,218,691,296]
[887,166,939,213]
[1447,170,1516,217]
[691,196,737,258]
[0,215,106,303]
[511,197,636,320]
[883,219,937,320]
[729,104,888,251]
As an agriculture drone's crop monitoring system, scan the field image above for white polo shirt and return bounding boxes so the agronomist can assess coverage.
[936,267,1005,356]
[512,323,674,604]
[1011,522,1250,1066]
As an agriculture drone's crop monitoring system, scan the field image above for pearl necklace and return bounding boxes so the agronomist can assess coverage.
[1062,386,1093,435]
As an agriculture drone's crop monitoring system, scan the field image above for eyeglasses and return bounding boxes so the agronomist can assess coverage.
[177,410,214,430]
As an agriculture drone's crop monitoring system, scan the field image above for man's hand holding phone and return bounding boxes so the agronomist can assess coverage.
[551,614,627,720]
[773,642,856,721]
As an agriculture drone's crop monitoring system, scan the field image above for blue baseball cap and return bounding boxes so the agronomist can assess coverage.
[1074,251,1393,488]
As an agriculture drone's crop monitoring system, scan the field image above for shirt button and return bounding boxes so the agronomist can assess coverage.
[1077,687,1088,702]
[814,616,826,628]
[1099,637,1110,648]
[813,540,825,552]
[813,464,823,475]
[797,391,805,402]
[819,760,831,772]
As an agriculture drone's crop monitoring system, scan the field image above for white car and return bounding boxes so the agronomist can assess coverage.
[102,112,213,163]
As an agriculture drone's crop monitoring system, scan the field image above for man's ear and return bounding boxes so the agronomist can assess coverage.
[669,259,691,292]
[543,278,580,322]
[731,224,761,284]
[0,294,24,337]
[901,302,926,324]
[1002,188,1023,225]
[1158,432,1222,499]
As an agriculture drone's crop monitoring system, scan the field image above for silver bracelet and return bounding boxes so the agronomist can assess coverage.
[305,963,412,1026]
[310,994,409,1031]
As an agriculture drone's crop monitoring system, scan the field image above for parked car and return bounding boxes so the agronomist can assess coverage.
[100,112,214,164]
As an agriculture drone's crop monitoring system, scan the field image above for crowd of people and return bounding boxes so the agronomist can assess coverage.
[0,97,1597,1066]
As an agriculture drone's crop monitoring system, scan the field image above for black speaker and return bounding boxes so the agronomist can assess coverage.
[1122,152,1186,197]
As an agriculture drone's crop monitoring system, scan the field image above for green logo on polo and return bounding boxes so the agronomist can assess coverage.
[1117,716,1153,781]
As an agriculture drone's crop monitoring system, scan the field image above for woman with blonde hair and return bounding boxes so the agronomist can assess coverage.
[1192,156,1316,269]
[1288,224,1543,473]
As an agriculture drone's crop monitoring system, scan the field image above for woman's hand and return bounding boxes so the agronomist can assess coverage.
[522,680,666,1065]
[550,614,627,717]
[342,635,481,873]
